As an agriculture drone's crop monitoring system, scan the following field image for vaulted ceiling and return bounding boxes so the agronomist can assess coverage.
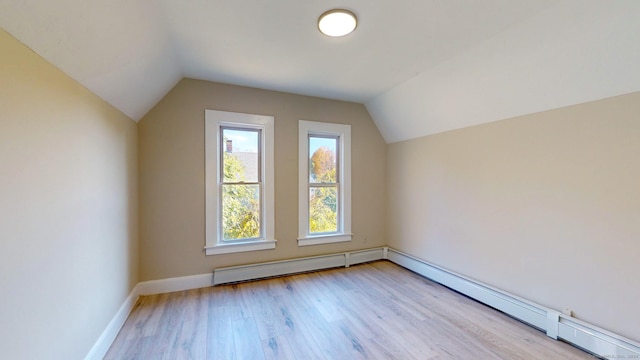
[1,0,639,142]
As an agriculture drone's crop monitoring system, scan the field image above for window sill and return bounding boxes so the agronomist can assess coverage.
[205,239,276,255]
[297,233,352,247]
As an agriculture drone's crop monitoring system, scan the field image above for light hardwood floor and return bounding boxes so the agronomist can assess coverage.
[105,261,596,359]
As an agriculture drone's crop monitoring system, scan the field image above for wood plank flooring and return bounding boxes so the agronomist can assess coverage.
[105,261,596,359]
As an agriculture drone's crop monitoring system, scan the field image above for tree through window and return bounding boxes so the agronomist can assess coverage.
[308,135,339,234]
[205,110,275,255]
[298,120,352,246]
[221,127,261,241]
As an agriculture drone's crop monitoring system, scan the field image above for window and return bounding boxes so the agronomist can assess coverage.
[205,110,275,255]
[298,120,351,246]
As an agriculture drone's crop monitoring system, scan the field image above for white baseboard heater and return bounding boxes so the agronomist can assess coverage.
[385,248,640,360]
[212,246,640,359]
[212,247,385,285]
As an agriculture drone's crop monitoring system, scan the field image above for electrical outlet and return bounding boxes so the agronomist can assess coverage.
[562,308,574,317]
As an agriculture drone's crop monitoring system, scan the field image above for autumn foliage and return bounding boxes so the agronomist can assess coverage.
[309,147,338,233]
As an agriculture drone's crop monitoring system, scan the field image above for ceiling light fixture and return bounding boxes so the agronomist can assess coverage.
[318,9,357,37]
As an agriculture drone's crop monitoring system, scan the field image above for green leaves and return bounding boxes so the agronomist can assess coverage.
[222,152,260,240]
[309,186,337,233]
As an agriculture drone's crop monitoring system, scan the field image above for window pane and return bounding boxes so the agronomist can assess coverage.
[223,128,259,182]
[222,184,261,240]
[309,186,338,233]
[309,136,337,183]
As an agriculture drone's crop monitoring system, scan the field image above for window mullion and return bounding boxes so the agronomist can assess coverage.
[308,182,337,187]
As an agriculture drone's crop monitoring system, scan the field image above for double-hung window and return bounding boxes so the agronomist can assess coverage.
[298,120,352,246]
[205,110,275,255]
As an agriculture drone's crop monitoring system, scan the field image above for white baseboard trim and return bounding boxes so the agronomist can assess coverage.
[213,247,385,285]
[84,284,141,360]
[88,247,639,360]
[85,247,384,359]
[385,248,640,359]
[84,273,213,360]
[137,273,214,295]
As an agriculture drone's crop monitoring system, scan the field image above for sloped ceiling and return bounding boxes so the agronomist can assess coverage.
[1,0,639,142]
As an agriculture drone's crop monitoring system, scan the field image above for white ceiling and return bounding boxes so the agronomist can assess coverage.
[1,0,639,142]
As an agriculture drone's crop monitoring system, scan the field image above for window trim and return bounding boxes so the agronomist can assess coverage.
[205,109,275,255]
[298,120,352,246]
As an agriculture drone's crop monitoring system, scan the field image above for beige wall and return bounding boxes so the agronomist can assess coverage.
[4,18,636,355]
[0,29,138,359]
[139,79,387,281]
[387,92,640,342]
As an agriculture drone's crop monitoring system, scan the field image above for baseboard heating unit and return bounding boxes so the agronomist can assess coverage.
[212,247,640,359]
[87,246,640,360]
[212,247,386,285]
[385,248,640,360]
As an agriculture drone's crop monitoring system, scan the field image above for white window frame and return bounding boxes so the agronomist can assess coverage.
[298,120,352,246]
[205,109,276,255]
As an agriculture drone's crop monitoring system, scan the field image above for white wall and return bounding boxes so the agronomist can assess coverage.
[0,29,138,359]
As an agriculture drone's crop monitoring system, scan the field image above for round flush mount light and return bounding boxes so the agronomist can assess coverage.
[318,9,357,37]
